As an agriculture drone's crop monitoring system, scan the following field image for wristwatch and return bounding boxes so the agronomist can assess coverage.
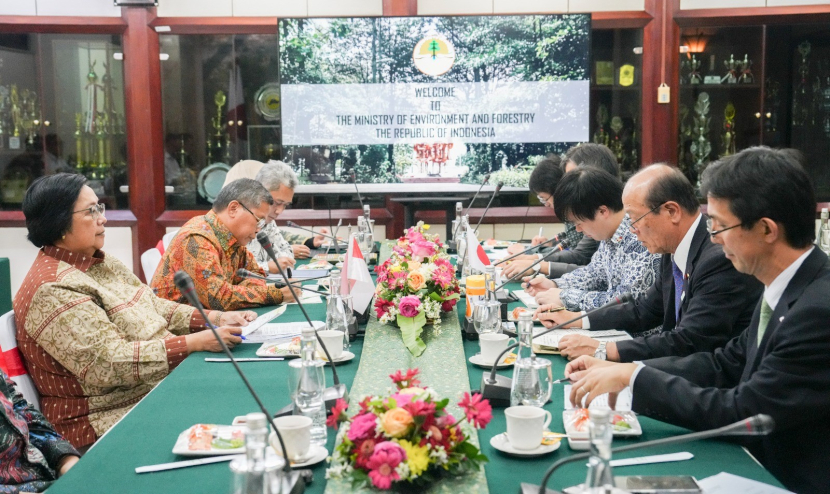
[594,341,607,360]
[532,262,542,273]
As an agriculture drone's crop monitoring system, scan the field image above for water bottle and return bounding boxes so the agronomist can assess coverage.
[819,208,830,256]
[484,265,497,301]
[584,409,615,493]
[510,312,535,406]
[294,327,327,446]
[229,412,284,494]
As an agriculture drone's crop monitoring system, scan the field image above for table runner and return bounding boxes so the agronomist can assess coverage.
[325,243,489,493]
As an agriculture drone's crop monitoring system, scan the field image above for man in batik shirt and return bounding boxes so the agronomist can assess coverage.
[152,178,297,310]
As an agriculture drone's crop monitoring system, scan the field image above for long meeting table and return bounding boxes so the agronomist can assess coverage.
[48,266,783,493]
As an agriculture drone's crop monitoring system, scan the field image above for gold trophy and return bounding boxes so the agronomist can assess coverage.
[74,113,85,172]
[721,103,737,157]
[10,85,21,138]
[209,90,227,162]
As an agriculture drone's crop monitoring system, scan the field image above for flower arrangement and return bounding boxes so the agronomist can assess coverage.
[326,368,491,490]
[374,223,461,356]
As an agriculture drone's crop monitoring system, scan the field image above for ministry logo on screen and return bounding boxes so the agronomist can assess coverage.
[412,35,456,77]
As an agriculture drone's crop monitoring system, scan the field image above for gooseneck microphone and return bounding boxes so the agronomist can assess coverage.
[491,238,571,292]
[236,269,329,296]
[285,221,338,241]
[351,171,365,211]
[493,233,565,266]
[451,174,491,243]
[173,271,306,490]
[480,292,633,406]
[473,182,504,235]
[525,414,775,494]
[257,231,348,416]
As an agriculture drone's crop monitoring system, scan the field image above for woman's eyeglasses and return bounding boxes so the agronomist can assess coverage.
[73,203,105,219]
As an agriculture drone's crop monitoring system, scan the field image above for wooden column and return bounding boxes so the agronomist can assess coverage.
[122,7,165,280]
[641,0,680,166]
[383,0,417,16]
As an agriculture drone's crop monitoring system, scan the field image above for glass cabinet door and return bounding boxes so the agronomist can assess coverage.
[0,33,128,210]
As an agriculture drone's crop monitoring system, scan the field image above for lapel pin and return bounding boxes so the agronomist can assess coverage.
[779,317,784,322]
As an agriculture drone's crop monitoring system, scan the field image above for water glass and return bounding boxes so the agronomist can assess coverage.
[512,357,553,407]
[473,299,502,335]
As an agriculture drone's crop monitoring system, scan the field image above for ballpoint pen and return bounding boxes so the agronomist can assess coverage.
[552,377,572,385]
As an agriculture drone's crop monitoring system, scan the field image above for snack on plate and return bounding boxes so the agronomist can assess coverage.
[188,424,213,451]
[486,238,498,246]
[564,409,640,436]
[512,307,531,320]
[565,408,590,433]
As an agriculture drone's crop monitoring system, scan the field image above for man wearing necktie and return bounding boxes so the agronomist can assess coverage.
[564,147,830,493]
[539,164,761,362]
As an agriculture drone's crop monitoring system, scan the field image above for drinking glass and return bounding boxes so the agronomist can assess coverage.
[341,294,356,350]
[473,299,502,335]
[512,356,553,407]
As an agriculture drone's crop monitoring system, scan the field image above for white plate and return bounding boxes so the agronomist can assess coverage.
[469,353,515,369]
[562,409,642,438]
[490,432,561,457]
[285,444,328,468]
[321,350,355,364]
[173,424,246,457]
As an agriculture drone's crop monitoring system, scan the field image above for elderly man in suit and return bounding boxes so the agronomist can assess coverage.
[538,164,762,362]
[564,147,830,493]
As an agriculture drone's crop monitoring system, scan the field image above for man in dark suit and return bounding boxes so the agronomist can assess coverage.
[564,147,830,493]
[540,164,762,361]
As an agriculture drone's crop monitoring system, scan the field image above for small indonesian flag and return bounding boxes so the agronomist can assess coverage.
[465,225,491,273]
[340,234,375,315]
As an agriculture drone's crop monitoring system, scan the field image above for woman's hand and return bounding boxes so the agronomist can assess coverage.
[186,327,243,353]
[219,311,257,327]
[57,455,80,477]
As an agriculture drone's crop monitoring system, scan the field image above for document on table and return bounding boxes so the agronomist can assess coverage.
[242,321,325,344]
[241,306,287,336]
[512,290,538,308]
[285,285,323,305]
[564,384,633,411]
[697,472,794,494]
[532,327,631,350]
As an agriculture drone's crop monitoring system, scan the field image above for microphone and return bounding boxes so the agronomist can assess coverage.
[351,171,365,211]
[236,270,330,297]
[525,414,775,494]
[473,182,504,234]
[257,231,348,415]
[285,221,338,241]
[494,233,565,266]
[452,174,490,244]
[491,238,570,292]
[480,293,633,407]
[173,271,307,491]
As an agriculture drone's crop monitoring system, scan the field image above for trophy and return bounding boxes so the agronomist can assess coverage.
[690,92,712,189]
[721,103,737,157]
[74,113,85,173]
[688,55,702,85]
[722,55,740,84]
[739,55,754,84]
[10,85,21,138]
[208,90,228,163]
[609,116,625,165]
[593,105,609,146]
[793,41,811,127]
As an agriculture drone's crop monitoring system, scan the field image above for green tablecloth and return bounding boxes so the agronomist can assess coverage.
[47,256,782,493]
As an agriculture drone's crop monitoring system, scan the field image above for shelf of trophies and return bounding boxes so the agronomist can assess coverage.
[589,28,643,177]
[677,26,765,190]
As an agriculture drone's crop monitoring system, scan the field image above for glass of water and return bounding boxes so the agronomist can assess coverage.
[473,299,502,335]
[511,356,553,407]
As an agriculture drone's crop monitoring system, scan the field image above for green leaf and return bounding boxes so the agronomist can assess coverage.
[397,312,427,357]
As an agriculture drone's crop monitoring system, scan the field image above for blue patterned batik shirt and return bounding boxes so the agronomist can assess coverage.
[554,214,661,312]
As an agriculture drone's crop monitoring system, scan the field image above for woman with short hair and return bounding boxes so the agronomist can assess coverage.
[13,173,252,450]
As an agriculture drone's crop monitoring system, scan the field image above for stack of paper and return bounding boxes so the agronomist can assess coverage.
[241,306,287,336]
[512,289,538,309]
[531,328,631,354]
[243,320,325,344]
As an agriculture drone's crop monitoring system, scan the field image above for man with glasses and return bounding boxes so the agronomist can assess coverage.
[564,147,830,492]
[524,167,661,324]
[152,178,297,310]
[247,161,329,274]
[540,164,761,362]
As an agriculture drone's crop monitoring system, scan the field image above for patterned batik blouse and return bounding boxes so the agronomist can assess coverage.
[0,371,79,493]
[247,221,299,272]
[151,210,284,310]
[554,215,661,312]
[13,247,207,449]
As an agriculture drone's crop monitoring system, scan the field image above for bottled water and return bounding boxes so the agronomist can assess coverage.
[293,327,327,446]
[229,412,284,494]
[584,409,614,493]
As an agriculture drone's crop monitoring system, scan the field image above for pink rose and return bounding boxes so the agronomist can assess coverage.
[348,412,379,442]
[411,240,437,259]
[398,296,421,318]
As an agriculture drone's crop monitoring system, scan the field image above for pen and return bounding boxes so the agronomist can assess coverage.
[522,272,546,288]
[543,306,567,313]
[552,378,571,385]
[240,335,247,341]
[538,226,543,238]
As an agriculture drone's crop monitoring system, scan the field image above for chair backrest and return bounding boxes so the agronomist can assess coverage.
[140,248,162,282]
[0,311,41,410]
[162,229,180,251]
